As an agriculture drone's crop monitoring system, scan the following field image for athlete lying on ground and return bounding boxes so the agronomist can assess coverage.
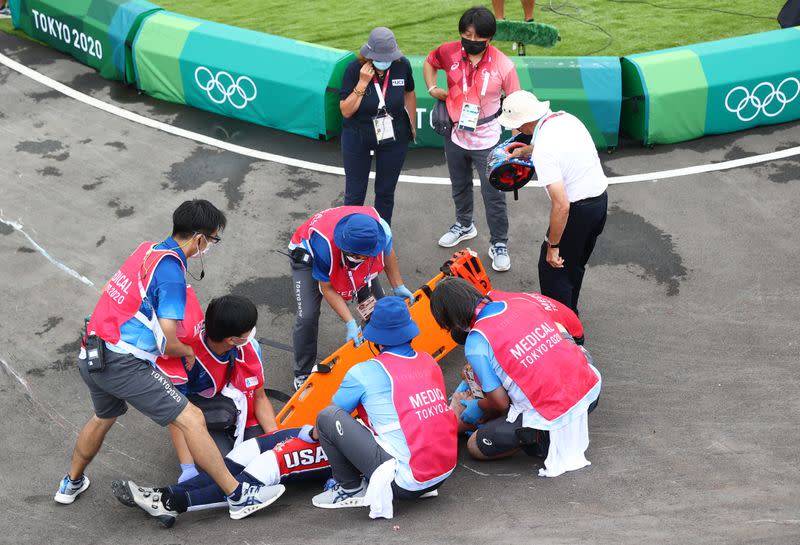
[112,426,330,527]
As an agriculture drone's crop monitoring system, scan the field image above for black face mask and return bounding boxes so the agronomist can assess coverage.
[461,37,488,56]
[450,328,469,345]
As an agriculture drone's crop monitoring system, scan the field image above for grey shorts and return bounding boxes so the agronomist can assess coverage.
[78,349,188,426]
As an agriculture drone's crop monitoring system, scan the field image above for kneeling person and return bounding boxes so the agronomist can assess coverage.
[311,297,458,519]
[157,294,278,483]
[431,278,601,477]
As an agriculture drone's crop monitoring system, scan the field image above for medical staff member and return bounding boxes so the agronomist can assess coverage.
[430,278,600,477]
[56,200,276,518]
[499,90,608,312]
[310,297,457,519]
[424,6,521,272]
[340,27,416,225]
[156,294,278,482]
[288,206,414,390]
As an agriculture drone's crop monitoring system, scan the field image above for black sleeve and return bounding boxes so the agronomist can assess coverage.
[339,60,359,100]
[402,57,415,92]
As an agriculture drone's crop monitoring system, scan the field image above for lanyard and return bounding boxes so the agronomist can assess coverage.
[461,56,491,98]
[532,111,564,145]
[372,69,391,111]
[343,254,374,297]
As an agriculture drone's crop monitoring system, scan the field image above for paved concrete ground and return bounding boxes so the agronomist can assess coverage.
[1,32,799,545]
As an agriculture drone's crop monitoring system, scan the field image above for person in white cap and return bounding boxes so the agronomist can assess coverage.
[497,90,608,313]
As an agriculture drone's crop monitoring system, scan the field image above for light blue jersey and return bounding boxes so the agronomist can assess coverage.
[332,343,451,491]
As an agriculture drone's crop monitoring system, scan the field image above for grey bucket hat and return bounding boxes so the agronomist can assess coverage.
[359,27,403,63]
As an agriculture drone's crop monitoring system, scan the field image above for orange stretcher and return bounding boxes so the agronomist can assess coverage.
[275,248,493,429]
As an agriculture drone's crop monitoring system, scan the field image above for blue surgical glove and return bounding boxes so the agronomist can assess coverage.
[393,284,414,302]
[345,319,362,347]
[459,399,484,425]
[298,424,315,443]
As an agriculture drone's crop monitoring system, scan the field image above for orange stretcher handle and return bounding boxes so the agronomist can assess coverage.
[275,249,492,429]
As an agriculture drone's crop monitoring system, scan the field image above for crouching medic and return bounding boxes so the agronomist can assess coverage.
[308,297,458,519]
[431,277,601,478]
[156,292,278,482]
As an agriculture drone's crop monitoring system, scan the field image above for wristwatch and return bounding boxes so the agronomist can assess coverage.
[547,241,560,249]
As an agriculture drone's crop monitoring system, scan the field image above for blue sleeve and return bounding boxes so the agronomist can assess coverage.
[309,233,332,282]
[252,340,263,359]
[379,219,393,256]
[150,257,186,320]
[464,333,503,393]
[332,369,365,412]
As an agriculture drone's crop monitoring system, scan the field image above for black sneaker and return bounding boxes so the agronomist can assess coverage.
[515,428,550,458]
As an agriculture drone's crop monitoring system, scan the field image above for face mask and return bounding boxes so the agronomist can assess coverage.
[450,328,470,345]
[344,255,366,269]
[461,37,488,56]
[235,327,256,347]
[372,60,392,70]
[189,235,212,259]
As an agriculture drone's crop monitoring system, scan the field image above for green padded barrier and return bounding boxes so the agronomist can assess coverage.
[408,55,620,150]
[9,0,159,81]
[132,11,355,140]
[622,28,800,145]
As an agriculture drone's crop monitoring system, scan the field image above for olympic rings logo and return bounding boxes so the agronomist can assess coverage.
[724,77,800,122]
[194,66,257,110]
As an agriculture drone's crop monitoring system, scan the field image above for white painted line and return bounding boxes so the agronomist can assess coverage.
[0,211,95,287]
[1,52,799,187]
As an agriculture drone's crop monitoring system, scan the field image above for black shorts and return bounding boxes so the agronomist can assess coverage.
[475,398,599,457]
[474,414,549,457]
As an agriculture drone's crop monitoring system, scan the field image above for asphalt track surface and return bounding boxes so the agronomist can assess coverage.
[1,31,799,545]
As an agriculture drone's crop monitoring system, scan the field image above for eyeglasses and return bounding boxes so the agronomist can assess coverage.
[200,233,222,244]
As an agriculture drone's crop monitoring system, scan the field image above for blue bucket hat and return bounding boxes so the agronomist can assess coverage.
[333,213,387,257]
[363,296,420,346]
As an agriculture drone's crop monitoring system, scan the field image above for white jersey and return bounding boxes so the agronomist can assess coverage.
[531,112,608,202]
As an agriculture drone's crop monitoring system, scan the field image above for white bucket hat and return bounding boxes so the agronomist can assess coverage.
[497,90,551,129]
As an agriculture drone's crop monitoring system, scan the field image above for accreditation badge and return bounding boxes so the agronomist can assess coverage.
[457,102,481,132]
[373,112,396,143]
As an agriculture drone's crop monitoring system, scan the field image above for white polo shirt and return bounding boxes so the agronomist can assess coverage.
[530,112,608,203]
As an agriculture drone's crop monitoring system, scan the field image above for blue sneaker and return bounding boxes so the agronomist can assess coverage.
[227,482,286,520]
[54,474,90,504]
[311,479,366,509]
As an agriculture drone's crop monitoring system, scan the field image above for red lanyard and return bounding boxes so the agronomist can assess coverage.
[372,69,391,110]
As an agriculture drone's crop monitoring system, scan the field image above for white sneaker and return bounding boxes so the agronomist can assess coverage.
[112,480,178,528]
[228,482,286,520]
[420,489,439,498]
[438,223,477,248]
[311,479,367,509]
[488,243,511,272]
[54,474,90,504]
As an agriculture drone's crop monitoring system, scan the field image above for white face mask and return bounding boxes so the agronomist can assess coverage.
[234,327,256,347]
[189,234,213,259]
[343,254,366,269]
